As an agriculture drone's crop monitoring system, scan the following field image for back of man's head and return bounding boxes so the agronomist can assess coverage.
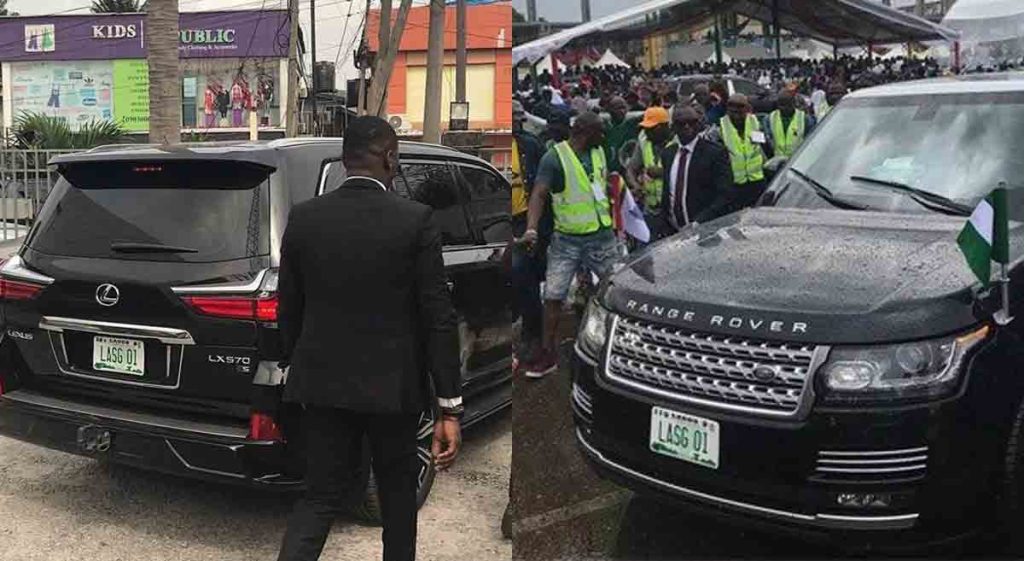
[343,116,398,168]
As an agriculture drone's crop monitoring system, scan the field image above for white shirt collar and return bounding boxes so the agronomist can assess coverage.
[344,176,389,192]
[681,135,699,153]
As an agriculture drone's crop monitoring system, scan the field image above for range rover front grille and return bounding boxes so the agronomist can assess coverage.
[605,316,822,417]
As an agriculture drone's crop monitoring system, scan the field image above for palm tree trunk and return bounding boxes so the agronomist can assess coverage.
[147,0,180,144]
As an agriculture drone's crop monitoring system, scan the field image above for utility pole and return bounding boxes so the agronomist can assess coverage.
[286,0,300,136]
[422,0,445,144]
[146,0,180,145]
[309,0,317,132]
[580,0,591,22]
[456,0,467,104]
[368,0,415,117]
[378,0,391,115]
[357,0,371,115]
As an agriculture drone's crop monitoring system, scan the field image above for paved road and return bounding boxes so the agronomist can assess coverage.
[508,342,1023,561]
[0,412,511,561]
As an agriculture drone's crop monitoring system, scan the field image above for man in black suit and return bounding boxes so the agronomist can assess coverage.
[276,116,463,561]
[656,105,735,238]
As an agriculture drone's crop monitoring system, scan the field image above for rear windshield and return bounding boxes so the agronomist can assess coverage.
[29,160,272,263]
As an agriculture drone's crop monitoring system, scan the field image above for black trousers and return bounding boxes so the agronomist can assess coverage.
[277,407,421,561]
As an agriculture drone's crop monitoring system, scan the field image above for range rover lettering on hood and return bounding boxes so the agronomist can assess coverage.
[624,299,809,334]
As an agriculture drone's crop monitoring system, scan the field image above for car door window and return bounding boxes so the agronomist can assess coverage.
[733,79,762,96]
[397,162,474,246]
[317,159,348,195]
[457,164,512,244]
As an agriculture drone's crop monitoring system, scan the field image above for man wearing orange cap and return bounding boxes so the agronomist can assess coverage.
[625,106,676,215]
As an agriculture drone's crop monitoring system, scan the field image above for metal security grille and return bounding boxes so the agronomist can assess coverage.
[606,316,821,417]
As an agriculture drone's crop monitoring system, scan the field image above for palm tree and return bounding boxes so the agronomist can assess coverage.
[91,0,143,13]
[147,0,180,144]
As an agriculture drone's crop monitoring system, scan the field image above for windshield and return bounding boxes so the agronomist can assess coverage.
[29,161,271,263]
[770,92,1024,217]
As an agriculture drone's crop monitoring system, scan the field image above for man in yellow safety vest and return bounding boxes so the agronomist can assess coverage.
[764,90,812,160]
[625,106,676,213]
[719,94,768,212]
[519,112,621,378]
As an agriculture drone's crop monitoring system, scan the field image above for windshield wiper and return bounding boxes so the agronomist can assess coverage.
[849,175,972,216]
[788,168,868,210]
[110,242,199,254]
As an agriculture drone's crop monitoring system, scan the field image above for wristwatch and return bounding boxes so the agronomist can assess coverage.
[440,404,465,420]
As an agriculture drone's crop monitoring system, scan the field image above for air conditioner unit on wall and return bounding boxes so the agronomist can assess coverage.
[388,114,412,132]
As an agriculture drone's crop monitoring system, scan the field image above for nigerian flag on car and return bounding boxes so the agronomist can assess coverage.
[957,187,1009,286]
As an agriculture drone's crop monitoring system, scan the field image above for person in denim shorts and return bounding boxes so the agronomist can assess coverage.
[519,111,621,378]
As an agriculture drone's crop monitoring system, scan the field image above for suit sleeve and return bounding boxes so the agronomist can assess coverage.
[692,144,737,223]
[277,213,304,368]
[414,209,462,404]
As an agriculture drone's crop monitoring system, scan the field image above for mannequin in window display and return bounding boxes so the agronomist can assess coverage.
[258,72,274,126]
[230,75,250,127]
[204,80,219,129]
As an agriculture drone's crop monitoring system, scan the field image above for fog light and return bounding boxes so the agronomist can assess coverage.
[836,492,892,508]
[825,361,875,390]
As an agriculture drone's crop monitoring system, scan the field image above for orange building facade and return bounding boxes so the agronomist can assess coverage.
[368,2,512,132]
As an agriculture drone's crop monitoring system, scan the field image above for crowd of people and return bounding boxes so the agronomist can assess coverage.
[508,53,951,376]
[516,54,947,120]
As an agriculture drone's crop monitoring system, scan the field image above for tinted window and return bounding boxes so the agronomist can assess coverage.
[397,162,473,246]
[30,161,271,263]
[676,81,699,98]
[318,159,348,195]
[732,79,762,96]
[457,165,512,244]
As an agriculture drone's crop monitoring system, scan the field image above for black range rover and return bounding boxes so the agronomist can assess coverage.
[571,74,1024,545]
[0,139,513,521]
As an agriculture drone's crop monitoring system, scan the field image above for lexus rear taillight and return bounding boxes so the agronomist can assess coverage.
[248,412,284,441]
[0,278,46,301]
[179,269,279,322]
[183,294,278,322]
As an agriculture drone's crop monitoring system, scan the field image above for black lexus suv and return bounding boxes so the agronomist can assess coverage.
[572,73,1024,546]
[0,138,513,522]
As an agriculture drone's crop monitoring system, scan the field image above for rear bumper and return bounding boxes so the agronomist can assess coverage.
[0,389,296,487]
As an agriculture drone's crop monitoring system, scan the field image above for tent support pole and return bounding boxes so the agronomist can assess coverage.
[714,11,723,65]
[772,0,781,60]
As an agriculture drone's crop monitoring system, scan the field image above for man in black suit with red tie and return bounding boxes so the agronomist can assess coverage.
[276,116,464,561]
[656,106,736,238]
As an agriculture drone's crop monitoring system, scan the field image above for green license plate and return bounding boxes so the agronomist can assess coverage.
[92,336,145,376]
[649,406,720,469]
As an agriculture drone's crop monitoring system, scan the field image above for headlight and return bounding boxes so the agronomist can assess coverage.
[577,300,611,359]
[821,325,990,403]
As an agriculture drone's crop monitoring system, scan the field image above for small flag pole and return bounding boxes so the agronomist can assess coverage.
[995,262,1013,325]
[994,182,1014,325]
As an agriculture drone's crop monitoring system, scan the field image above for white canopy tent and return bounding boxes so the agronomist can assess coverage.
[594,49,631,68]
[942,0,1024,68]
[513,0,959,65]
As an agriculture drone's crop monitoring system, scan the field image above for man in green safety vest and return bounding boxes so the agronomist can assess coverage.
[764,90,813,160]
[519,112,622,378]
[719,94,768,212]
[625,106,676,214]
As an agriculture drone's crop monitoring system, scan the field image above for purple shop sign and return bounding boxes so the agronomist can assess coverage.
[0,10,289,62]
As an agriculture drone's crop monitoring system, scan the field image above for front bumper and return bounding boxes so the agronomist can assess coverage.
[571,347,1003,542]
[0,388,296,487]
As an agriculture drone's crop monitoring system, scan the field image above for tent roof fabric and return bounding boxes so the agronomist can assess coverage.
[595,49,630,67]
[512,0,959,64]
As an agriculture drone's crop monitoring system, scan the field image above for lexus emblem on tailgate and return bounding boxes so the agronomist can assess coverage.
[95,284,120,307]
